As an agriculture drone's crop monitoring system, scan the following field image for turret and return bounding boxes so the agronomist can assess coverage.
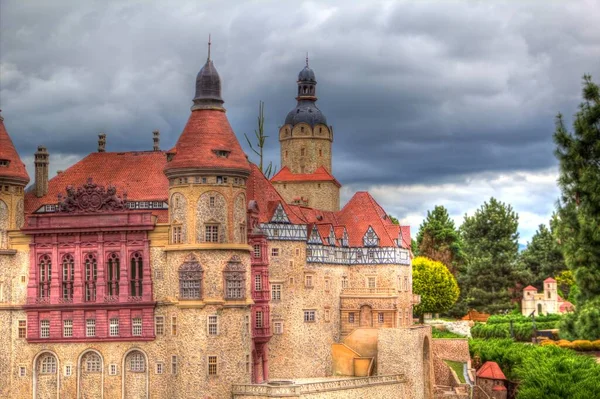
[34,146,49,198]
[0,111,30,247]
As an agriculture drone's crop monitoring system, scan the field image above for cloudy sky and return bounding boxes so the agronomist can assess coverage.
[1,0,599,244]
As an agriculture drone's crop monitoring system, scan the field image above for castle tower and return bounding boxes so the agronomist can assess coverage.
[272,60,340,211]
[543,277,558,313]
[521,285,537,316]
[0,111,30,248]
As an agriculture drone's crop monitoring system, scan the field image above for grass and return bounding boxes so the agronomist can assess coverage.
[444,360,466,383]
[432,327,466,339]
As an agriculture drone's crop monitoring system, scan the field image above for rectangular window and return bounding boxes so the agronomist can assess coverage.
[156,363,164,374]
[109,364,117,376]
[367,277,376,289]
[171,316,177,336]
[341,277,348,289]
[216,176,223,184]
[86,319,96,337]
[274,321,283,334]
[404,276,409,291]
[208,315,218,335]
[209,196,215,207]
[19,366,26,377]
[304,310,316,323]
[205,224,219,243]
[63,320,73,338]
[324,278,330,292]
[271,284,282,301]
[40,320,50,338]
[305,274,313,288]
[255,311,263,328]
[171,355,178,375]
[295,248,300,256]
[378,312,384,324]
[172,226,182,244]
[208,356,218,375]
[132,317,142,336]
[245,354,250,373]
[202,177,207,184]
[254,274,262,291]
[324,308,331,322]
[18,320,26,338]
[253,245,261,258]
[110,318,119,337]
[65,365,72,377]
[349,313,355,323]
[155,316,164,336]
[245,315,250,333]
[271,248,279,257]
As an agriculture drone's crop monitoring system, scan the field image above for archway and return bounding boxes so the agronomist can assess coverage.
[359,305,373,327]
[33,351,60,399]
[423,337,432,399]
[77,350,104,399]
[122,349,148,399]
[537,303,543,315]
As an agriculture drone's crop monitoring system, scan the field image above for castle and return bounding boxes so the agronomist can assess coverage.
[521,277,574,316]
[0,48,432,398]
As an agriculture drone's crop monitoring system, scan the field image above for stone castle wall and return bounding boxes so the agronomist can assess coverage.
[272,181,339,212]
[279,123,332,174]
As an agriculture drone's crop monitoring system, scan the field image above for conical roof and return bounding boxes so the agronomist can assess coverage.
[0,112,30,185]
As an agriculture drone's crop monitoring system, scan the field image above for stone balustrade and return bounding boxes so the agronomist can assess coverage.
[340,287,397,297]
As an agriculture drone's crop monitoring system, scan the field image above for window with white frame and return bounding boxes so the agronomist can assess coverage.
[255,311,263,328]
[19,366,26,377]
[18,320,27,338]
[65,364,72,376]
[341,277,348,289]
[273,321,283,334]
[40,320,50,338]
[378,312,384,324]
[208,356,218,375]
[109,318,119,337]
[156,362,164,374]
[208,315,218,335]
[304,274,313,288]
[86,353,102,372]
[304,310,316,323]
[367,277,376,289]
[132,317,142,336]
[155,316,164,335]
[271,284,282,301]
[271,248,279,257]
[129,352,145,372]
[253,245,261,258]
[349,313,355,323]
[205,224,219,243]
[63,319,73,338]
[254,274,262,291]
[109,364,117,376]
[86,319,96,337]
[40,355,57,374]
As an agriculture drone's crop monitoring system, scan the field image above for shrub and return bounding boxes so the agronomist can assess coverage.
[592,340,600,351]
[469,339,600,398]
[486,314,562,325]
[471,321,559,341]
[556,339,573,349]
[571,340,594,351]
[432,327,465,339]
[539,339,556,346]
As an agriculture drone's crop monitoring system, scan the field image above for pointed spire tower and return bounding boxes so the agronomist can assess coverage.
[271,59,340,211]
[0,111,30,246]
[164,38,250,245]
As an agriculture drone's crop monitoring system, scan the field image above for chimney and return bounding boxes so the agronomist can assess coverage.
[153,130,160,151]
[34,146,49,198]
[98,133,106,152]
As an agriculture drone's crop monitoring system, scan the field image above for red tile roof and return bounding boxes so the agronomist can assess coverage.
[523,285,538,291]
[559,301,574,312]
[271,166,341,187]
[164,110,250,175]
[24,151,169,222]
[492,385,507,391]
[544,277,556,283]
[0,115,30,185]
[477,361,506,380]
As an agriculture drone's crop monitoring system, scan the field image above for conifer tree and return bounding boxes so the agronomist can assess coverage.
[519,220,566,288]
[554,75,600,340]
[458,197,522,314]
[416,205,463,275]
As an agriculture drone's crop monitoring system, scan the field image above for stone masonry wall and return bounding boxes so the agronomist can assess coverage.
[272,181,339,212]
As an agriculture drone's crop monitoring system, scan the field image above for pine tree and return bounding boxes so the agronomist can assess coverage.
[519,220,566,287]
[458,197,522,314]
[416,205,463,275]
[554,75,600,340]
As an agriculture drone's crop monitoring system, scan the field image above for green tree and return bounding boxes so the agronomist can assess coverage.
[554,75,600,340]
[416,205,463,275]
[519,221,566,287]
[458,197,523,314]
[555,270,576,299]
[387,214,399,225]
[411,239,419,256]
[412,256,460,320]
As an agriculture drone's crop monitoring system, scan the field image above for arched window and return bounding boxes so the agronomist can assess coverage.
[130,252,143,297]
[224,256,246,300]
[128,351,145,373]
[85,353,102,372]
[84,253,97,302]
[61,254,74,300]
[38,255,52,298]
[40,354,57,374]
[106,253,120,297]
[179,255,203,300]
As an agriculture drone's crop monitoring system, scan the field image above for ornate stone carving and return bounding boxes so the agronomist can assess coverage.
[57,178,127,213]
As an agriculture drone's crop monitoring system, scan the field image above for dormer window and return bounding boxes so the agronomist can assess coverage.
[363,226,379,247]
[213,150,230,158]
[0,159,9,167]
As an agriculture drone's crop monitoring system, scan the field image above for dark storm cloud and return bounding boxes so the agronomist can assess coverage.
[1,0,599,186]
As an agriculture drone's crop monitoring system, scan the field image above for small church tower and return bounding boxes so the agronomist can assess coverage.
[0,111,30,249]
[272,59,340,211]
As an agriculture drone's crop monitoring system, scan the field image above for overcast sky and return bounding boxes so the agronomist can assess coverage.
[1,0,599,244]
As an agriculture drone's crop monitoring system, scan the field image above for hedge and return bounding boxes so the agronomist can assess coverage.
[471,321,559,341]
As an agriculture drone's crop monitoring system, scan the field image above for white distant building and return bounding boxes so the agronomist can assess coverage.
[521,277,574,316]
